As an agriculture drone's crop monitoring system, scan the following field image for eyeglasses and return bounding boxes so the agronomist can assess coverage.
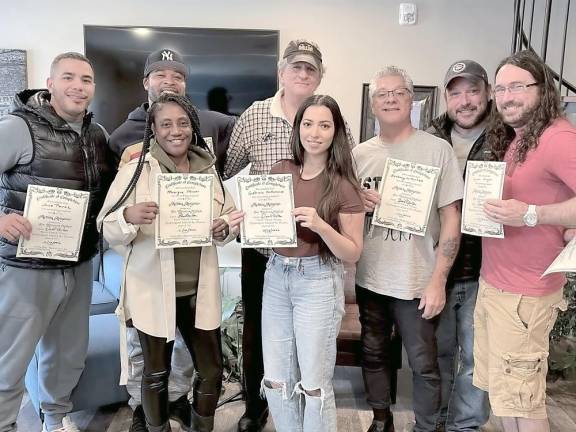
[492,82,539,97]
[374,88,412,100]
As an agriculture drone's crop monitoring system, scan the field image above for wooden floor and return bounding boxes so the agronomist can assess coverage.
[17,367,576,432]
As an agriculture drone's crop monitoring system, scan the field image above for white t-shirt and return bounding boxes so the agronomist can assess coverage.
[353,130,464,299]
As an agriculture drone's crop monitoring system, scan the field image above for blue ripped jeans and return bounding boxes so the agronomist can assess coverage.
[261,253,345,432]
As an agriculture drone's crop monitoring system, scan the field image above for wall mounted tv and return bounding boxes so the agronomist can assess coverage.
[84,25,279,132]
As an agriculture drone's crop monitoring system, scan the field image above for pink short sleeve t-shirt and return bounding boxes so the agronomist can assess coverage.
[481,118,576,296]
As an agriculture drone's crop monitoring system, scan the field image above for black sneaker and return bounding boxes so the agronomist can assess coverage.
[237,407,269,432]
[169,394,192,430]
[367,414,395,432]
[129,405,148,432]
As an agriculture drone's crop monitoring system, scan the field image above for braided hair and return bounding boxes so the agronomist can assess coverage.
[98,94,225,272]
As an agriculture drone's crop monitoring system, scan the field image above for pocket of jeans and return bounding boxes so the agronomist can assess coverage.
[500,352,547,411]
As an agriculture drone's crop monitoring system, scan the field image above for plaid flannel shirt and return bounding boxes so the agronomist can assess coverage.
[224,89,356,256]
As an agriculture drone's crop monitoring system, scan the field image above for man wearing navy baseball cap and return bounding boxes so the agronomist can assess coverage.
[108,47,235,432]
[428,59,492,432]
[143,48,188,78]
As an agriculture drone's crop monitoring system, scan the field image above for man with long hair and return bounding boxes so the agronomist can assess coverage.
[354,66,463,432]
[475,50,576,432]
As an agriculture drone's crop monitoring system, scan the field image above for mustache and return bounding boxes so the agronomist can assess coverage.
[456,104,477,113]
[501,101,523,110]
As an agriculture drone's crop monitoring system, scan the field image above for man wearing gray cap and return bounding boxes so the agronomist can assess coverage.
[428,60,491,432]
[108,47,235,432]
[224,39,354,432]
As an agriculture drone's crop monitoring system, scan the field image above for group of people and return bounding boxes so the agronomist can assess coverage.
[0,36,574,432]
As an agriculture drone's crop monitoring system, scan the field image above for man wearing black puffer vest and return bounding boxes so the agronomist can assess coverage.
[427,60,491,432]
[0,52,113,432]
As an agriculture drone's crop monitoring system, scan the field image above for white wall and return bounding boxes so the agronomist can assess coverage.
[1,0,518,140]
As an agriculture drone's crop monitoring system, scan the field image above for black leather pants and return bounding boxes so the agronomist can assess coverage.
[137,294,223,426]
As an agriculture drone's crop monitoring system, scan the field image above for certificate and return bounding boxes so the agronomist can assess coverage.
[155,173,214,248]
[236,174,297,248]
[372,158,440,236]
[461,161,506,238]
[542,237,576,277]
[17,185,90,261]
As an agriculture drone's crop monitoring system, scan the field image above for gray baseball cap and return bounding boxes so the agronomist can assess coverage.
[444,60,488,88]
[144,48,187,78]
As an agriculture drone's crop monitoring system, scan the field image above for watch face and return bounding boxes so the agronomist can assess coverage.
[524,212,537,226]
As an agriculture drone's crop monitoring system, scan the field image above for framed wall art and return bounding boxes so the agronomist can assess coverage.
[0,49,27,118]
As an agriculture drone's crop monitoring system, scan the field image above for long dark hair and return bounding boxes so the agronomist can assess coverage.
[99,94,223,269]
[486,50,562,163]
[290,94,361,262]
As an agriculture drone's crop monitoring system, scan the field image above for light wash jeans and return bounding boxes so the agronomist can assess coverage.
[436,279,490,431]
[261,253,345,432]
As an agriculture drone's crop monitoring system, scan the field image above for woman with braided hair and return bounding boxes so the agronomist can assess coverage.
[97,93,243,432]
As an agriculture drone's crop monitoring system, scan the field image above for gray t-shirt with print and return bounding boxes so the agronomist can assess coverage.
[353,130,464,300]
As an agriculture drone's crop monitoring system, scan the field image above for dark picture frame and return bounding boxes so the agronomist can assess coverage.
[0,49,27,118]
[360,84,438,142]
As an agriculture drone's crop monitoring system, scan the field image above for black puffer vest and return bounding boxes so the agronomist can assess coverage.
[0,89,112,269]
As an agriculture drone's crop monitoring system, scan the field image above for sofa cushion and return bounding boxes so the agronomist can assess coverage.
[90,282,118,315]
[338,304,361,340]
[99,249,123,300]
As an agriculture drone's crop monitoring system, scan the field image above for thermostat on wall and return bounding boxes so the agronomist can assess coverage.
[399,3,417,25]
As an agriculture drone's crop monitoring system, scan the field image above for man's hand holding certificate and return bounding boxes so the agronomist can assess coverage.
[236,174,297,248]
[461,161,506,238]
[17,185,90,261]
[372,158,440,236]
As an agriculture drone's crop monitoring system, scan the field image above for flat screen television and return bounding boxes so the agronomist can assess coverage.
[84,25,279,132]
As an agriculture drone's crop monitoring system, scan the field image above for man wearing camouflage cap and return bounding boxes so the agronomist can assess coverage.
[224,39,354,432]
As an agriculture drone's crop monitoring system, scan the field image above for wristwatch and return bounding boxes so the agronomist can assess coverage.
[523,204,538,227]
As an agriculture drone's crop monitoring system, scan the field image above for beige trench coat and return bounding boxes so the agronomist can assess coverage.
[97,153,236,384]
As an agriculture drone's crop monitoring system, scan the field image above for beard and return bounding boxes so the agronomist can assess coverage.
[451,104,490,130]
[498,100,538,129]
[149,87,183,103]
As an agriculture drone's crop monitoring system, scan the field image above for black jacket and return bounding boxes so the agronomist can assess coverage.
[0,89,113,268]
[428,103,492,283]
[108,102,235,174]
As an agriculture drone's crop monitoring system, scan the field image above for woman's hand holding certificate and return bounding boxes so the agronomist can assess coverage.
[237,174,297,248]
[155,173,214,248]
